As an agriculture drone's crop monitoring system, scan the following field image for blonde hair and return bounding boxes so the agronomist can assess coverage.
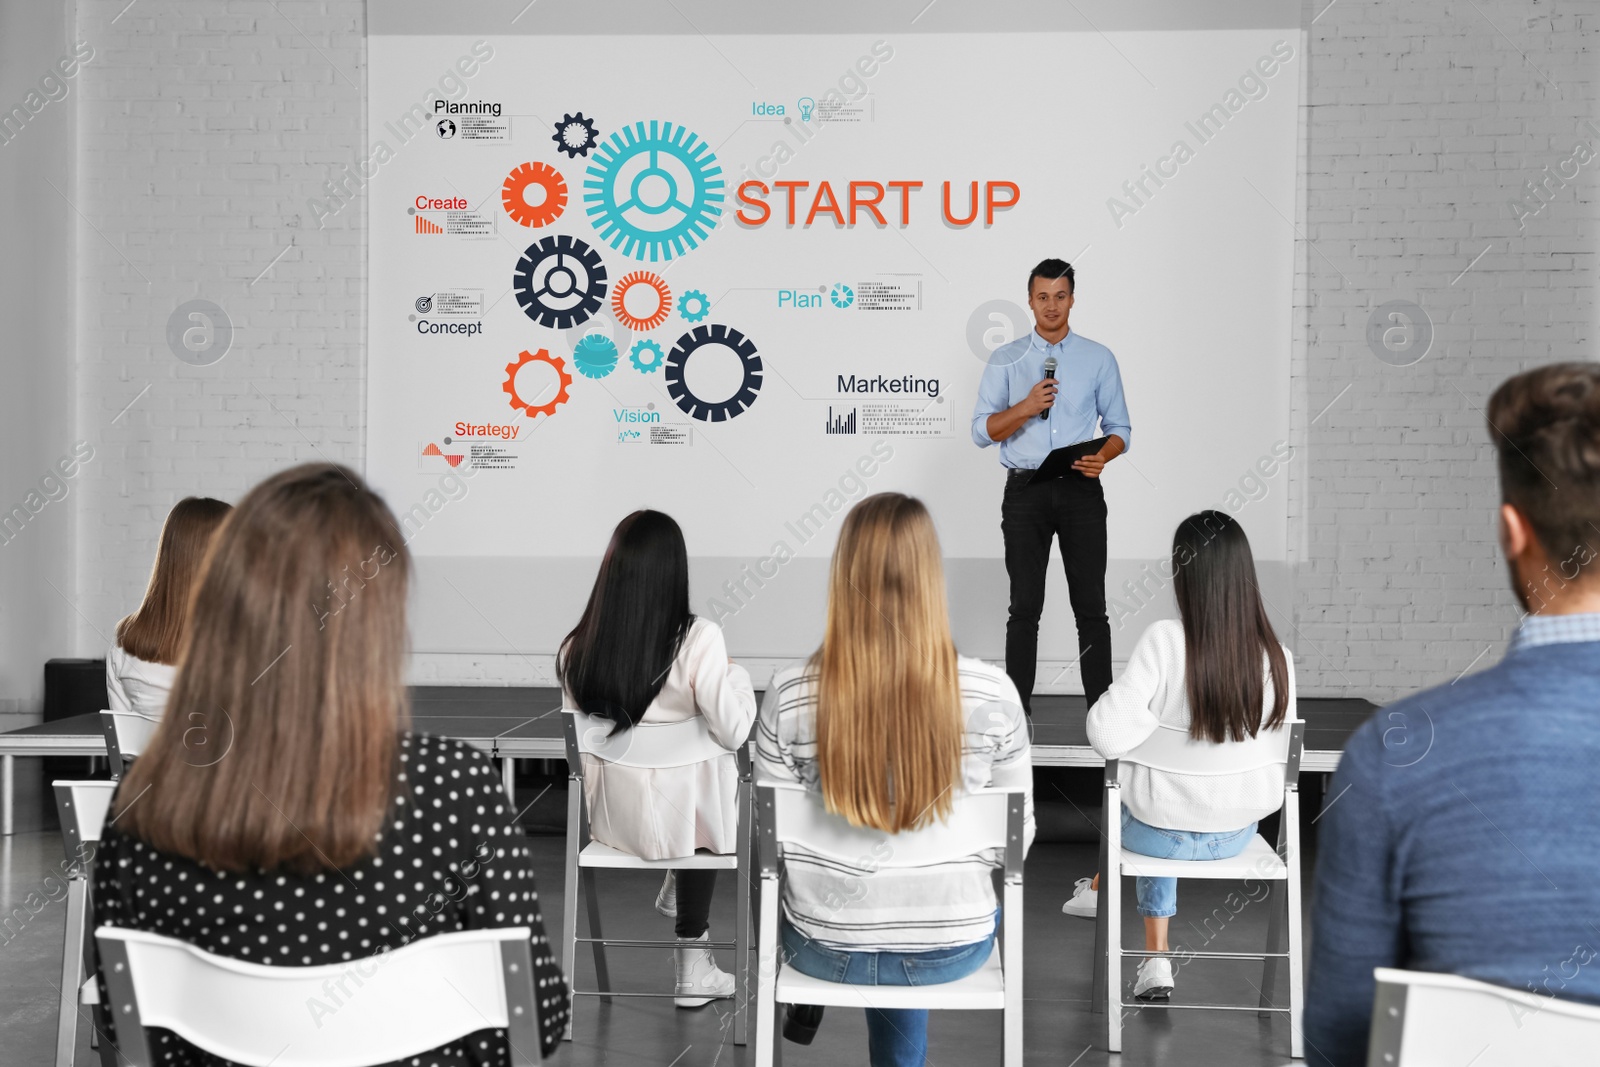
[813,493,963,833]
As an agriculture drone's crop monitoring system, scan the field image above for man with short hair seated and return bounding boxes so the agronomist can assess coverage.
[1306,362,1600,1065]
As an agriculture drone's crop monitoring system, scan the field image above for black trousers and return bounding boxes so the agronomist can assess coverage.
[673,868,717,939]
[1001,467,1113,714]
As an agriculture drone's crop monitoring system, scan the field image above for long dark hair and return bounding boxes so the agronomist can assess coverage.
[1171,511,1290,744]
[559,510,694,732]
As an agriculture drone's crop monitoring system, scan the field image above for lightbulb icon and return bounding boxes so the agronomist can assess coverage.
[798,96,815,122]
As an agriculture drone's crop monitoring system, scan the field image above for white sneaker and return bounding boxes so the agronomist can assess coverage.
[1134,956,1174,1001]
[1061,877,1098,918]
[655,871,677,919]
[673,931,735,1008]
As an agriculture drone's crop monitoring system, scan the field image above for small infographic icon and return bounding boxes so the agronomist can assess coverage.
[629,338,665,374]
[830,283,855,309]
[436,119,456,139]
[678,288,710,323]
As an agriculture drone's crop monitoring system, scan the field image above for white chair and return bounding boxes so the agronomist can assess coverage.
[52,779,117,1067]
[752,781,1027,1067]
[95,925,547,1066]
[1092,719,1306,1056]
[1367,967,1600,1066]
[560,709,752,1044]
[100,710,158,779]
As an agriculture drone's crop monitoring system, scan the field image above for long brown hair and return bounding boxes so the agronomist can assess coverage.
[812,493,963,833]
[1171,511,1290,744]
[116,497,233,664]
[115,464,411,873]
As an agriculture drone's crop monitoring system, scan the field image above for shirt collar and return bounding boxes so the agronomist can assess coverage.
[1509,612,1600,654]
[1027,329,1072,353]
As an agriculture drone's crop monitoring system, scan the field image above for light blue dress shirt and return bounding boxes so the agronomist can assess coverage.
[970,329,1133,469]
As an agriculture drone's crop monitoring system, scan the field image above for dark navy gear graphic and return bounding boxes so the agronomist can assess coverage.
[513,235,608,330]
[553,112,599,158]
[665,325,761,422]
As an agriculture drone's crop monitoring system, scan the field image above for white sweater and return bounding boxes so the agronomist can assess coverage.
[1086,619,1297,832]
[105,644,176,721]
[562,618,757,861]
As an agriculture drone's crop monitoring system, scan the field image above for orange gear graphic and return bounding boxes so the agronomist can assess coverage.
[501,162,568,228]
[610,271,672,332]
[503,348,573,419]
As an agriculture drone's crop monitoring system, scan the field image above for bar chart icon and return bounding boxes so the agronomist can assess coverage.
[825,406,857,435]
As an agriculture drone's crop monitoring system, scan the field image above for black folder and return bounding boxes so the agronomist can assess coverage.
[1026,435,1111,485]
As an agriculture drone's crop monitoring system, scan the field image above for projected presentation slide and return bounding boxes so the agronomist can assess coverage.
[366,16,1298,568]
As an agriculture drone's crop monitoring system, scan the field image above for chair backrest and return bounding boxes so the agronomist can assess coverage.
[756,781,1027,879]
[1367,966,1600,1066]
[96,925,544,1067]
[1114,719,1304,780]
[563,709,739,772]
[101,710,159,775]
[53,779,118,863]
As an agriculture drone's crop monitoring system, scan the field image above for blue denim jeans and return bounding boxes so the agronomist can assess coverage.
[1120,807,1257,918]
[780,915,997,1067]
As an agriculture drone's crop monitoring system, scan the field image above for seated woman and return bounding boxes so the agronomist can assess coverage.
[106,496,231,720]
[95,463,569,1063]
[1079,509,1297,1001]
[558,509,756,1008]
[756,493,1035,1067]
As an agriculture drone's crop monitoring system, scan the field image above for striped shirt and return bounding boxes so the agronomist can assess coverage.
[755,657,1035,951]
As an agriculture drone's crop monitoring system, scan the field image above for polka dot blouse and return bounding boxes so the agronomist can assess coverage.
[92,733,570,1065]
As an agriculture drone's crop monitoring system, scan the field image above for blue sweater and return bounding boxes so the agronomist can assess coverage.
[1306,633,1600,1065]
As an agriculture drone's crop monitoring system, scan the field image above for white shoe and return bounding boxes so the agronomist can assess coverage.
[1061,877,1098,918]
[674,931,735,1008]
[656,871,677,919]
[1134,956,1174,1001]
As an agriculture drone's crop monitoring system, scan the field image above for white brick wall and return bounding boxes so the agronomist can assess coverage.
[66,1,1597,702]
[1287,0,1597,697]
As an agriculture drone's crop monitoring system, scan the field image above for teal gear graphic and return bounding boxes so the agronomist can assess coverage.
[583,121,724,262]
[666,324,761,422]
[629,338,665,373]
[572,332,620,379]
[679,289,710,323]
[830,283,855,309]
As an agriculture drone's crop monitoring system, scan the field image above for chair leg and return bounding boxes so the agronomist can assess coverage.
[1105,787,1124,1052]
[734,780,752,1046]
[1285,791,1306,1059]
[1259,880,1285,1017]
[561,788,581,1041]
[753,877,780,1067]
[583,867,612,997]
[1003,880,1024,1067]
[56,879,86,1067]
[1090,821,1110,1015]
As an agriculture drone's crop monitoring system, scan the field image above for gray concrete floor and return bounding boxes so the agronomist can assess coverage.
[2,766,1309,1066]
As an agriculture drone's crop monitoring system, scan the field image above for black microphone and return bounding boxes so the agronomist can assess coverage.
[1039,356,1056,420]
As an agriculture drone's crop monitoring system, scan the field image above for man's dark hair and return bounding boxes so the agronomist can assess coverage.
[1487,362,1600,576]
[1027,258,1074,296]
